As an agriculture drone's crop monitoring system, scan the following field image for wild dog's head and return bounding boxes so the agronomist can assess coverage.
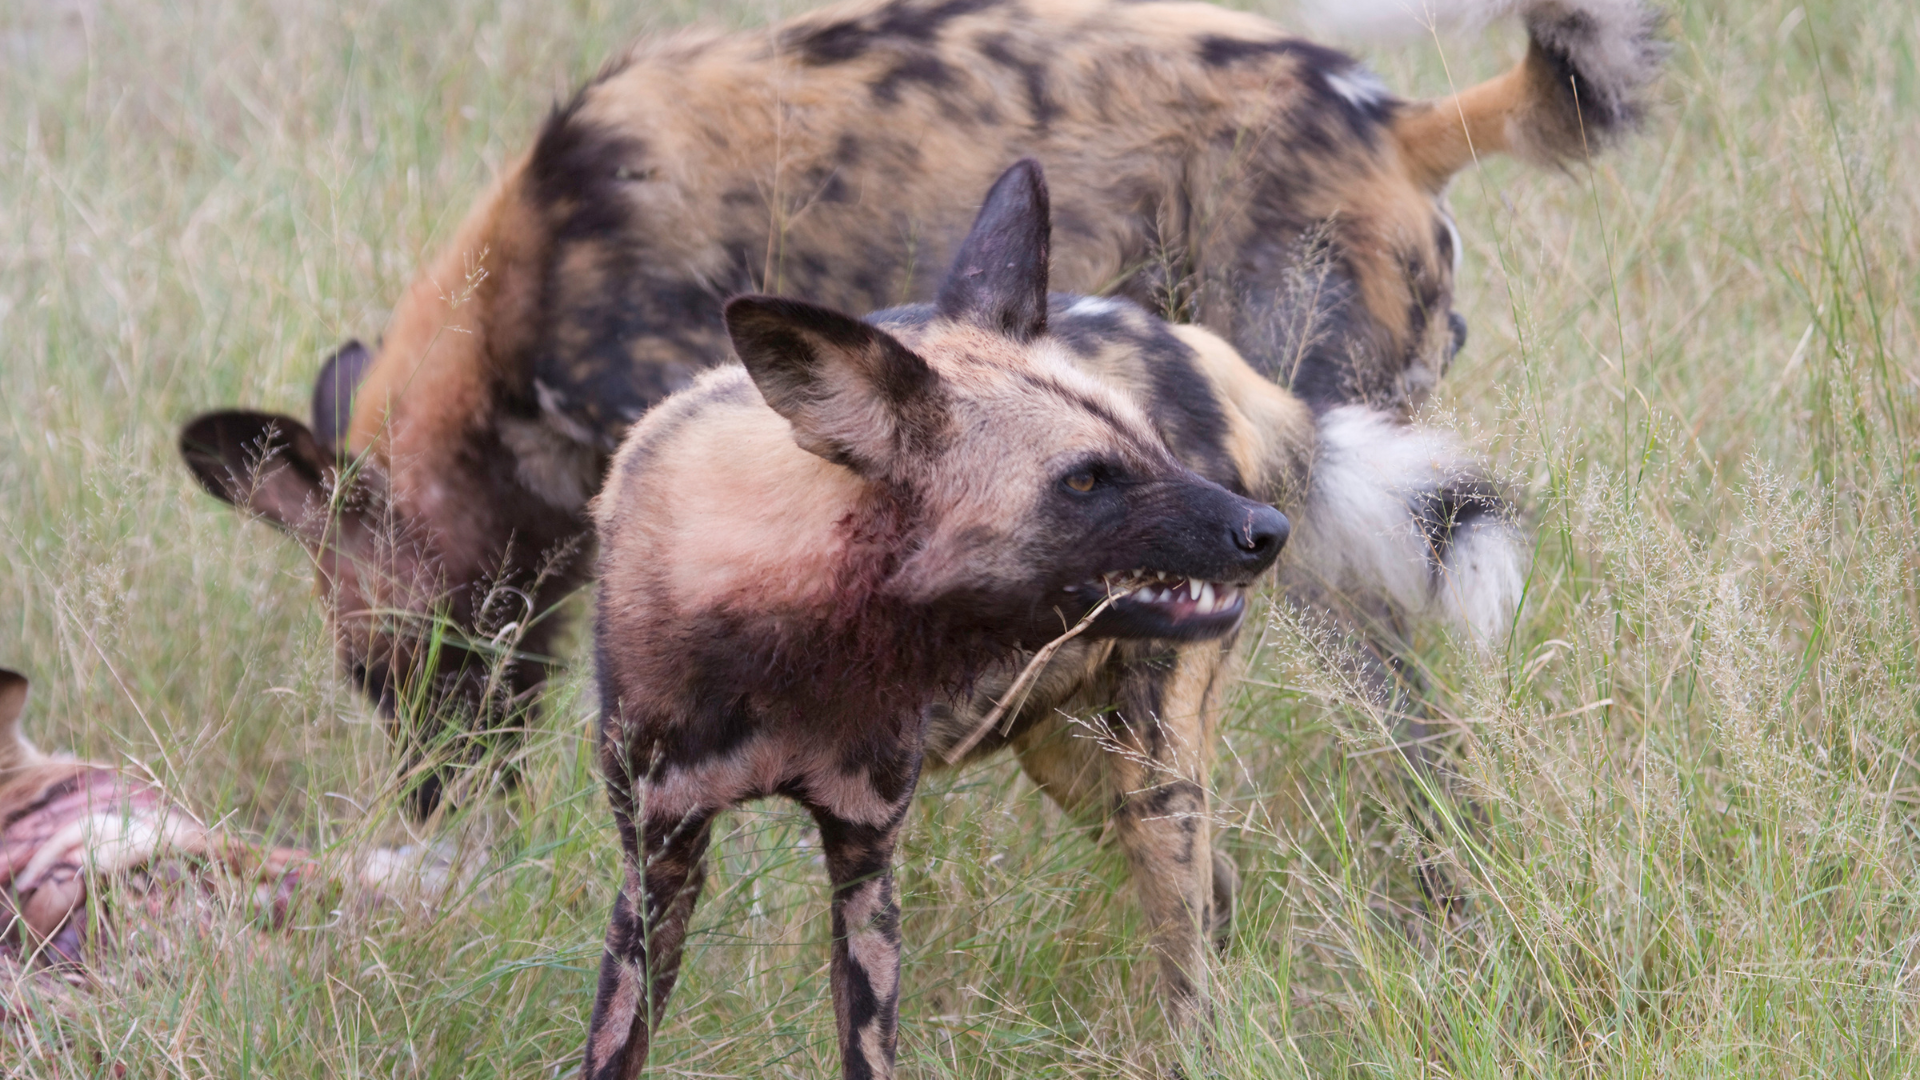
[177,387,572,816]
[728,160,1288,647]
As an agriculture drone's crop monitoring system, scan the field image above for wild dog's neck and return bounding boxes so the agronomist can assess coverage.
[749,481,1002,718]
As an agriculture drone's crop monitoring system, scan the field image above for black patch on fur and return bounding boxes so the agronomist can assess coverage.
[787,0,1004,66]
[1195,36,1392,144]
[789,17,872,64]
[1231,247,1380,411]
[1047,295,1244,491]
[523,96,750,443]
[528,101,647,240]
[1005,370,1139,448]
[872,52,957,104]
[1433,218,1454,269]
[976,32,1059,127]
[817,171,852,204]
[838,736,923,807]
[1142,344,1242,494]
[1412,477,1507,568]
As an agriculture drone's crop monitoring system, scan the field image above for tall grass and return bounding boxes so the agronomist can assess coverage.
[3,0,1916,1074]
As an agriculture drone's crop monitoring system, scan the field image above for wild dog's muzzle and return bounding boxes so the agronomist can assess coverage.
[1064,496,1288,641]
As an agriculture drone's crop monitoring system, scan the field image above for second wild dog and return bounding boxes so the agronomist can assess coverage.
[179,0,1657,800]
[584,161,1288,1079]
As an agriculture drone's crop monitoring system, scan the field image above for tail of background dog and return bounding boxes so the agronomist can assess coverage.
[1313,0,1666,189]
[0,667,47,775]
[1287,406,1525,651]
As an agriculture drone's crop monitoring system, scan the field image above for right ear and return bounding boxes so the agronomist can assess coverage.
[312,339,374,458]
[935,157,1051,342]
[725,296,946,476]
[0,667,41,775]
[179,410,351,542]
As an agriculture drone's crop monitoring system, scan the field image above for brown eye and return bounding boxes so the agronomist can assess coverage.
[1064,471,1097,493]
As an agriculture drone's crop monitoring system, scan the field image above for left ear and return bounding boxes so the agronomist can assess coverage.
[936,157,1051,342]
[725,296,945,477]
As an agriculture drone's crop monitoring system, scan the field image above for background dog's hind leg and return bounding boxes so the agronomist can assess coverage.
[1012,640,1235,1034]
[581,801,715,1080]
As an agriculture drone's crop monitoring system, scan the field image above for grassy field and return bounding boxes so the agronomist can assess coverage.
[3,0,1917,1074]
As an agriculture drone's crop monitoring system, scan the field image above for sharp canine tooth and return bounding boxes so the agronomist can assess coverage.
[1186,579,1200,600]
[1198,582,1215,611]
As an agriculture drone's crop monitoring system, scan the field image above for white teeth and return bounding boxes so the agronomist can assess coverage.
[1114,579,1246,616]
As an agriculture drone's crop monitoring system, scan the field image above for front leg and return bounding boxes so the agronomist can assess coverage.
[805,748,923,1080]
[582,755,717,1080]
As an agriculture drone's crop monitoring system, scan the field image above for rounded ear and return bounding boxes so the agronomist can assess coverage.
[725,295,944,475]
[0,668,38,774]
[935,157,1052,342]
[0,668,26,731]
[179,410,346,541]
[313,339,375,458]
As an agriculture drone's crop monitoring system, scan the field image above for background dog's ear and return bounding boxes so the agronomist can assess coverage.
[936,157,1051,342]
[180,411,363,543]
[313,339,374,459]
[726,296,945,476]
[0,668,40,775]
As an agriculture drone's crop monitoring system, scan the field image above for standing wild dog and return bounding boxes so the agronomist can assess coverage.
[179,0,1659,800]
[585,161,1291,1079]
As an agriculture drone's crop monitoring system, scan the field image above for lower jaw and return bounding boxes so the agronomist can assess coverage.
[1086,594,1250,641]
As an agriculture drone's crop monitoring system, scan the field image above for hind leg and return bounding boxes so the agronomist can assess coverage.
[581,789,716,1080]
[1210,846,1239,952]
[1012,639,1237,1030]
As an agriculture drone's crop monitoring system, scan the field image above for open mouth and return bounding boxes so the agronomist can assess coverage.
[1061,570,1249,636]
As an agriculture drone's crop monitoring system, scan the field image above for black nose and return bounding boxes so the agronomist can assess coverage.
[1232,504,1289,568]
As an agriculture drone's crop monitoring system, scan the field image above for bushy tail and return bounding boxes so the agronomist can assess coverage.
[1286,406,1525,650]
[1311,0,1666,189]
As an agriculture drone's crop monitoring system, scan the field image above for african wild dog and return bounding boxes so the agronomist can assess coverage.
[0,667,474,1022]
[584,160,1292,1078]
[0,668,310,996]
[179,0,1660,804]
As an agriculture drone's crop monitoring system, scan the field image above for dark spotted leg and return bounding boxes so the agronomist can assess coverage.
[1105,644,1228,1031]
[1012,640,1235,1032]
[582,792,717,1080]
[805,769,921,1080]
